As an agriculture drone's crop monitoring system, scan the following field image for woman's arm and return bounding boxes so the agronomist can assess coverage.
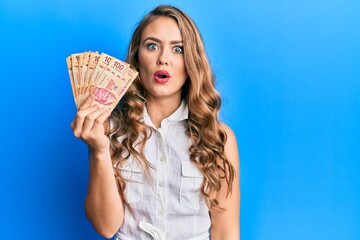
[70,96,124,238]
[210,123,241,240]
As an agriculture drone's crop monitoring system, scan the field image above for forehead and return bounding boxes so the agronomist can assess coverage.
[141,16,182,41]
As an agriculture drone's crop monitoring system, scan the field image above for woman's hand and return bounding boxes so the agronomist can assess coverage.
[70,95,112,154]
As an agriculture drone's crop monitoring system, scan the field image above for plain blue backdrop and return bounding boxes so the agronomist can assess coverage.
[1,0,359,239]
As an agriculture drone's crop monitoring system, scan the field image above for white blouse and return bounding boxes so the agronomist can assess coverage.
[114,101,211,240]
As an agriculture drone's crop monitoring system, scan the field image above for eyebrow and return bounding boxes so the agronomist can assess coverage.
[143,37,183,45]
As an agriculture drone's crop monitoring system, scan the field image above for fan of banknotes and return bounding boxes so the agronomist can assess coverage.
[66,51,138,110]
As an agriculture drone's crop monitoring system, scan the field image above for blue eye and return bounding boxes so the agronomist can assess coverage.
[146,43,159,50]
[174,46,184,53]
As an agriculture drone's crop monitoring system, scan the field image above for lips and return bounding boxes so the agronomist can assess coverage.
[153,70,170,84]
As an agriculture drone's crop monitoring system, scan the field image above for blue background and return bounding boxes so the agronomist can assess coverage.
[1,0,359,239]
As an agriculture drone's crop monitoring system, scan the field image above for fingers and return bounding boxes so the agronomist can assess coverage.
[81,107,111,137]
[95,107,113,125]
[70,104,99,133]
[78,94,95,111]
[69,92,113,152]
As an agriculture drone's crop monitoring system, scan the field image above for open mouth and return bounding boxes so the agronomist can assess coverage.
[154,70,170,83]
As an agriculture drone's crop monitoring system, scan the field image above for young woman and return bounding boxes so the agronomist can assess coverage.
[71,5,240,240]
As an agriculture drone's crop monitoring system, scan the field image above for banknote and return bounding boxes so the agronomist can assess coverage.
[66,56,77,106]
[92,57,131,109]
[66,51,138,111]
[79,52,90,104]
[70,53,81,105]
[82,52,100,101]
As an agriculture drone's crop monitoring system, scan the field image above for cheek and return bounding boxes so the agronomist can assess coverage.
[138,52,152,76]
[174,57,186,74]
[137,50,146,67]
[138,47,152,64]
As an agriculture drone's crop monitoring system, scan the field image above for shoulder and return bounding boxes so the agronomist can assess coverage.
[220,123,238,148]
[220,123,236,139]
[220,123,240,166]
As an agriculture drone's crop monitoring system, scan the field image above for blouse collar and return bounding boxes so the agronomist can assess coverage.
[143,100,188,128]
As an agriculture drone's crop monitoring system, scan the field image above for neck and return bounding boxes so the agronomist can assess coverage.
[146,97,182,128]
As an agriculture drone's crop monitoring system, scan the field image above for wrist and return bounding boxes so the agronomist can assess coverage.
[89,147,111,160]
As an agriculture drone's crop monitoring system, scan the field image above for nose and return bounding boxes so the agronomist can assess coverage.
[157,50,168,66]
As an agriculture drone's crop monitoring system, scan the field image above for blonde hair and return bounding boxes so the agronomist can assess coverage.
[109,5,235,212]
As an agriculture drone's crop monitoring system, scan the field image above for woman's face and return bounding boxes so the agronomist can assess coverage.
[138,16,188,103]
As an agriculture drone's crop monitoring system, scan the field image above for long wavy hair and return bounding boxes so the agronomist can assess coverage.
[108,5,235,212]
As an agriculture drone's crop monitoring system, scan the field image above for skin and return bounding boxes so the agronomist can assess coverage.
[70,16,240,239]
